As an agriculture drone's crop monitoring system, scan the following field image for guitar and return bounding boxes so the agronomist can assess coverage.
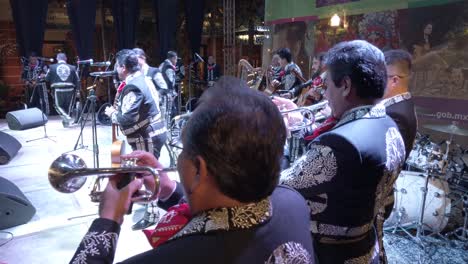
[110,122,134,214]
[111,123,126,167]
[290,68,309,105]
[293,69,326,107]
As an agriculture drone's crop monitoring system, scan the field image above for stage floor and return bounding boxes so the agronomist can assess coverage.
[0,117,466,263]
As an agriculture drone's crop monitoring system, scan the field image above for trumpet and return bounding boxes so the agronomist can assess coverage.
[280,107,316,132]
[279,100,329,132]
[48,153,163,203]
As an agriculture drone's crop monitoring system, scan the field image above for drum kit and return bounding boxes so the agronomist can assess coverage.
[384,122,468,247]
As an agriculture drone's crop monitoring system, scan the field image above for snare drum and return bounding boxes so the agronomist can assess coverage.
[406,137,443,172]
[384,171,451,233]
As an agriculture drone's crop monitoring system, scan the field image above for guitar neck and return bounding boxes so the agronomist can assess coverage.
[291,69,307,83]
[112,123,118,142]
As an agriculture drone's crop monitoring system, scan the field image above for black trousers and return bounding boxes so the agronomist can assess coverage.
[53,87,75,121]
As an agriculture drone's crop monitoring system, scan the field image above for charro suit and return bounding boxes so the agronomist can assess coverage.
[70,185,316,264]
[281,104,406,263]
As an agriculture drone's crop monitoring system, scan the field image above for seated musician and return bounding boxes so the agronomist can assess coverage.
[286,52,328,106]
[70,76,316,264]
[271,48,303,95]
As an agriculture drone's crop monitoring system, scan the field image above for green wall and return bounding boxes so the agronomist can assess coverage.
[265,0,463,22]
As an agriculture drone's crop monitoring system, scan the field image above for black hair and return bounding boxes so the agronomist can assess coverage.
[325,40,387,99]
[276,48,292,63]
[182,76,286,202]
[132,48,146,60]
[384,49,412,72]
[116,49,140,73]
[167,51,177,59]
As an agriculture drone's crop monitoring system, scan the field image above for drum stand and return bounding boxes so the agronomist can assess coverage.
[388,170,448,249]
[445,195,468,244]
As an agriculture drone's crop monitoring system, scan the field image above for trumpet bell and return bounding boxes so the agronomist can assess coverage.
[49,154,88,193]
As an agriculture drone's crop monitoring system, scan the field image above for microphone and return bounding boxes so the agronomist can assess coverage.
[37,57,54,62]
[89,70,117,77]
[194,53,204,63]
[91,61,111,67]
[77,59,94,64]
[173,112,192,121]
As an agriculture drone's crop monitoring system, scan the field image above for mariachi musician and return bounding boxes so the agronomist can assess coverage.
[204,55,221,88]
[21,52,49,114]
[105,49,167,231]
[271,48,303,94]
[45,53,80,127]
[284,52,327,106]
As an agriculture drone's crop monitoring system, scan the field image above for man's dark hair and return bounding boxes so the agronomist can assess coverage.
[116,49,140,73]
[56,53,67,61]
[315,52,327,63]
[29,51,37,58]
[325,40,387,99]
[167,51,177,59]
[276,48,292,63]
[132,48,146,60]
[182,76,286,202]
[384,49,412,72]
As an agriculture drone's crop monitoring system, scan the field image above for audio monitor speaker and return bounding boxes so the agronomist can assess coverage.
[6,107,47,131]
[0,177,36,229]
[0,131,22,165]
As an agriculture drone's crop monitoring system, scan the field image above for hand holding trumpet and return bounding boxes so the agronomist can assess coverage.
[48,151,177,226]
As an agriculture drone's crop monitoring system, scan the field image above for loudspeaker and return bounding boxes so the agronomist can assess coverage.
[6,108,48,131]
[0,131,22,165]
[0,177,36,229]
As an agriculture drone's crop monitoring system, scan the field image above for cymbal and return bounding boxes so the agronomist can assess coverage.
[423,123,468,136]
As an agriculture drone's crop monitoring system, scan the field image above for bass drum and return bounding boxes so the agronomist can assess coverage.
[384,171,451,233]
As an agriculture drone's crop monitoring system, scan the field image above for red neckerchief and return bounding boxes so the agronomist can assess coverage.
[117,81,126,93]
[208,64,215,71]
[304,116,338,142]
[278,70,285,78]
[313,76,323,87]
[142,203,192,248]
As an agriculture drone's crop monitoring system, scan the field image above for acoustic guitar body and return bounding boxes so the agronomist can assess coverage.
[111,124,126,167]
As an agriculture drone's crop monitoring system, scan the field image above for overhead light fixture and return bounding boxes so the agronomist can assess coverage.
[330,14,340,27]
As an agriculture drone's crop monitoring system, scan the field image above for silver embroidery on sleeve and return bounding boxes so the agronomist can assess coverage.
[374,127,405,216]
[121,92,137,114]
[71,231,118,264]
[280,145,337,189]
[265,242,312,264]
